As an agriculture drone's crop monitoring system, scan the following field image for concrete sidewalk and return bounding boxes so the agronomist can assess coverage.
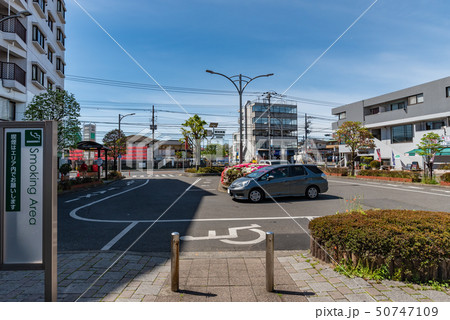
[1,250,449,302]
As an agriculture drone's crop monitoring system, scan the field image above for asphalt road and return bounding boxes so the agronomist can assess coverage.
[58,174,450,254]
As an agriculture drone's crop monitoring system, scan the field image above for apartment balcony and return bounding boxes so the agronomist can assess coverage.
[56,28,66,51]
[32,0,47,19]
[57,0,66,23]
[0,62,26,93]
[0,17,27,51]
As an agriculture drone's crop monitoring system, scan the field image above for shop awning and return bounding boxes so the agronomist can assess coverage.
[406,147,450,156]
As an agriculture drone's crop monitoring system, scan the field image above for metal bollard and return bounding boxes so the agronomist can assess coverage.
[266,232,274,292]
[171,232,180,292]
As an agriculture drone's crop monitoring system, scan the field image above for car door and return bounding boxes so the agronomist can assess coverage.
[259,166,291,197]
[288,165,309,195]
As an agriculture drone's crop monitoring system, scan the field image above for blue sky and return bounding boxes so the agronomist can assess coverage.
[65,0,450,142]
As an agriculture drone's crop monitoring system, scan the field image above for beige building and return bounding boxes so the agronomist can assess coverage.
[0,0,66,121]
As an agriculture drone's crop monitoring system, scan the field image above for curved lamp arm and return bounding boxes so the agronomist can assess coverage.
[206,70,240,92]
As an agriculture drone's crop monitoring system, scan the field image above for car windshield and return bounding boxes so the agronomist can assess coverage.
[246,166,273,178]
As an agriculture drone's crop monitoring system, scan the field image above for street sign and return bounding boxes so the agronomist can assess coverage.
[209,122,218,128]
[0,121,57,301]
[96,157,103,166]
[206,129,213,137]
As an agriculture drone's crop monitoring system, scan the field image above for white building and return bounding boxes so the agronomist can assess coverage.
[332,77,450,169]
[0,0,66,121]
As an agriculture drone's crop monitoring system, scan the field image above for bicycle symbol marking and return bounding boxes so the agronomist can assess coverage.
[180,224,266,245]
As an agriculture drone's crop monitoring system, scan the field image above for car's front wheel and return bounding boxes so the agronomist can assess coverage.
[248,188,264,203]
[305,185,319,200]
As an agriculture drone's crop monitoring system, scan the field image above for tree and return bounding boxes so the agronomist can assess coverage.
[333,121,375,176]
[103,129,127,170]
[24,90,81,152]
[416,132,445,179]
[181,114,207,169]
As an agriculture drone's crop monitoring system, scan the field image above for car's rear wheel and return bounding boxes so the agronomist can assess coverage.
[305,185,319,200]
[248,188,264,203]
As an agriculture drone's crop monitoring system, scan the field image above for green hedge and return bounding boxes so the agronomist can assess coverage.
[441,172,450,183]
[324,167,348,176]
[358,169,421,182]
[309,210,450,282]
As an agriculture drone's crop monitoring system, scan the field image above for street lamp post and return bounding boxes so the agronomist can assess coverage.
[206,70,273,164]
[118,113,135,171]
[0,10,31,24]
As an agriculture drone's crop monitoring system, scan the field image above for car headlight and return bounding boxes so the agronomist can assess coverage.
[233,180,251,188]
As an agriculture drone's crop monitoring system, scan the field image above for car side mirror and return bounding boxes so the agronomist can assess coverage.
[267,175,275,181]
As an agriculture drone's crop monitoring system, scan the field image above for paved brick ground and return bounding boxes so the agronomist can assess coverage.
[0,250,449,302]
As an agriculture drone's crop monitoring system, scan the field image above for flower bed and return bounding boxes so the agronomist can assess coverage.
[309,210,450,282]
[220,163,268,186]
[323,167,348,176]
[358,169,420,182]
[356,175,412,183]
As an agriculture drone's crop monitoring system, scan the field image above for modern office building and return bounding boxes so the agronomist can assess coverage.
[82,123,96,141]
[0,0,66,121]
[332,77,450,169]
[231,100,298,163]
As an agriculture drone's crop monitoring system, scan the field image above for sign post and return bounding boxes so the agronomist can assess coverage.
[0,121,57,302]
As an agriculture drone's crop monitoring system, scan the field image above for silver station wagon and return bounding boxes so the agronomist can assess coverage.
[228,164,328,203]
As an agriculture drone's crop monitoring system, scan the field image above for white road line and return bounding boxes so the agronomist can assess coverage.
[101,222,138,251]
[161,174,167,177]
[329,179,450,197]
[407,186,423,189]
[169,174,174,177]
[386,184,398,187]
[69,214,319,224]
[69,180,150,223]
[188,189,217,191]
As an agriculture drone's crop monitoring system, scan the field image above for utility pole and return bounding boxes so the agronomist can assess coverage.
[150,105,156,170]
[267,92,272,160]
[304,114,311,164]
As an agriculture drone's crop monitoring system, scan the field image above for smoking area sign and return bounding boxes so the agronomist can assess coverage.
[4,128,44,264]
[1,121,57,301]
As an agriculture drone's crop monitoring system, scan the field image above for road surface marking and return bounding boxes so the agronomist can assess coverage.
[69,180,150,223]
[329,179,450,197]
[407,186,423,189]
[101,222,138,251]
[69,213,319,224]
[181,224,266,245]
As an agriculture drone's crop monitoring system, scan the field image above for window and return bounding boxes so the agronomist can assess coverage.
[390,101,405,111]
[446,87,450,98]
[47,15,54,32]
[269,167,290,180]
[417,94,424,103]
[32,25,45,49]
[57,28,65,46]
[32,64,45,86]
[290,166,306,176]
[369,107,379,115]
[47,79,54,91]
[56,57,65,74]
[47,47,54,63]
[391,124,413,143]
[408,93,424,105]
[0,98,15,121]
[416,120,445,131]
[338,112,346,120]
[33,0,46,14]
[57,0,66,20]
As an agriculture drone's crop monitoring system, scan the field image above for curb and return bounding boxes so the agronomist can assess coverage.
[329,175,450,189]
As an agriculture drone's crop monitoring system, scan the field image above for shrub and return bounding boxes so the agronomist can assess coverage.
[369,160,381,169]
[59,163,72,176]
[309,210,450,282]
[324,167,348,176]
[441,172,450,183]
[107,171,123,180]
[358,169,421,182]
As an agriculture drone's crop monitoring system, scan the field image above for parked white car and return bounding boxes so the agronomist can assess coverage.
[258,160,289,165]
